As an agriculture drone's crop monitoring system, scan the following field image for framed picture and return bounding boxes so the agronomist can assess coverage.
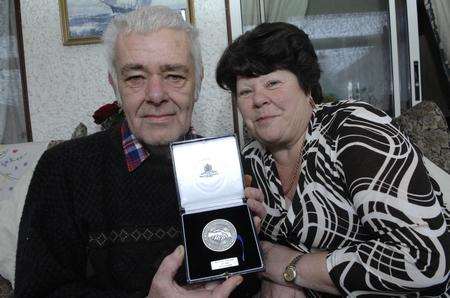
[58,0,194,46]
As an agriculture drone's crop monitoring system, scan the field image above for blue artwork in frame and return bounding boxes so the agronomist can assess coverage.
[58,0,193,45]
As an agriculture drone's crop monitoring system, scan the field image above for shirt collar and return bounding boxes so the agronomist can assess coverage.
[121,121,150,172]
[120,120,198,172]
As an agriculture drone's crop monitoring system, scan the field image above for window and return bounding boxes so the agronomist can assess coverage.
[0,0,31,144]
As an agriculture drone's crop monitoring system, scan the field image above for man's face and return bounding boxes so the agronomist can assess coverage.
[114,28,197,145]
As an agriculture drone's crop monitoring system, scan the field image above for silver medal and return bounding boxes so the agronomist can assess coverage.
[202,219,237,252]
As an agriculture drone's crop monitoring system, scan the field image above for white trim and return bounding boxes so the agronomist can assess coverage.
[236,110,245,147]
[227,0,245,146]
[259,0,266,22]
[406,0,422,106]
[228,0,244,41]
[389,0,402,117]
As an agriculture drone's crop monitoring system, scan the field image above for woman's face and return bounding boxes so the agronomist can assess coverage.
[236,70,313,149]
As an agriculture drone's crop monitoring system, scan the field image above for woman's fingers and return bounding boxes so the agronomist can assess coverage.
[244,174,253,187]
[253,215,261,233]
[244,187,264,202]
[244,186,266,231]
[246,189,267,220]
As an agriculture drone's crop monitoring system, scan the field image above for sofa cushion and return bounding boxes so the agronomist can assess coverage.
[0,275,12,298]
[0,142,48,287]
[392,100,450,173]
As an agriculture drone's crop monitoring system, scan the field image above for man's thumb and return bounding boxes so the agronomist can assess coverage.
[158,245,185,279]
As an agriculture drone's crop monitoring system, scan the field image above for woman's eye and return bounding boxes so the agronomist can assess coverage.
[266,80,280,88]
[238,89,252,97]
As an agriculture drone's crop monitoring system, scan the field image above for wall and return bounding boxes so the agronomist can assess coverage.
[20,0,233,141]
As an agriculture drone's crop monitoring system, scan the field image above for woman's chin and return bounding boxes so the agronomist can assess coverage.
[255,134,285,148]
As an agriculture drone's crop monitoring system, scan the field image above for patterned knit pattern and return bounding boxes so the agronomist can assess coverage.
[14,127,184,297]
[243,100,450,297]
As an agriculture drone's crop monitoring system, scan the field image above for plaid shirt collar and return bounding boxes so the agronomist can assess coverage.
[121,120,197,172]
[121,121,150,172]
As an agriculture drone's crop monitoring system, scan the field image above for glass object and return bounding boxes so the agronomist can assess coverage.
[395,0,412,112]
[239,0,416,117]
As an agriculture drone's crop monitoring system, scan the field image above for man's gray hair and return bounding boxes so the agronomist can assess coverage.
[103,5,202,100]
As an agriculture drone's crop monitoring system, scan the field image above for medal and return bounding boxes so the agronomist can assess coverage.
[202,219,237,252]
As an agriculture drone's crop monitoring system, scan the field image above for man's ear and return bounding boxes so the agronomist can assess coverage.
[108,73,121,101]
[194,66,204,103]
[108,73,115,89]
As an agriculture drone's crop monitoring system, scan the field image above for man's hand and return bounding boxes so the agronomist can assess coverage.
[260,279,306,298]
[148,245,243,298]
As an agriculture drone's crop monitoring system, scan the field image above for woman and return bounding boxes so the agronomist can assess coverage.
[216,22,450,297]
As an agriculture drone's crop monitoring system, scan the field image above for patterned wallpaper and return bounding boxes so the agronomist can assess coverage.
[20,0,233,141]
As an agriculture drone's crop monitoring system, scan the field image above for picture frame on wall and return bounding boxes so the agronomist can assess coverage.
[58,0,194,46]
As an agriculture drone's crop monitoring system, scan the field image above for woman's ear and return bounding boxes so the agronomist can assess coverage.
[307,93,316,108]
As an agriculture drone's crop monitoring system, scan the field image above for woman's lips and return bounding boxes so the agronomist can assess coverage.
[256,115,277,123]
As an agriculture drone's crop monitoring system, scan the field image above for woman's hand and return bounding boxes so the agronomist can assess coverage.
[260,279,307,298]
[245,186,267,220]
[260,241,340,295]
[259,241,301,286]
[244,175,266,233]
[244,175,266,218]
[148,246,243,298]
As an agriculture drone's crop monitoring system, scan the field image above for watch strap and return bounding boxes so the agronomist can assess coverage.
[283,254,303,282]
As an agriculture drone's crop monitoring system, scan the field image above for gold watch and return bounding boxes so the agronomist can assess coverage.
[283,254,303,282]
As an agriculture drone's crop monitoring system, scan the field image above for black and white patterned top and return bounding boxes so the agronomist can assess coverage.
[243,100,450,296]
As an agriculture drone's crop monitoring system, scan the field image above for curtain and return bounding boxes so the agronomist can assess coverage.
[264,0,308,23]
[426,0,450,80]
[0,0,27,144]
[241,0,309,31]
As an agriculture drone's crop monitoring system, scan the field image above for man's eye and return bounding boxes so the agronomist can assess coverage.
[125,75,145,82]
[166,74,185,81]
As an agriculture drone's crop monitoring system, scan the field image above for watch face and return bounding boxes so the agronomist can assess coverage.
[283,266,296,282]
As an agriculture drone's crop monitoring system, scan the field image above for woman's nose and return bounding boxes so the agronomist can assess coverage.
[252,89,270,107]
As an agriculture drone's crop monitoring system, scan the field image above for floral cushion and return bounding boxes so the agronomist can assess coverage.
[0,142,48,292]
[0,142,48,201]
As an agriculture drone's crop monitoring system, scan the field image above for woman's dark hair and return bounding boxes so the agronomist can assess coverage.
[216,22,323,102]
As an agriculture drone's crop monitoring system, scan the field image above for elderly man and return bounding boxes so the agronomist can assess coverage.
[15,6,243,297]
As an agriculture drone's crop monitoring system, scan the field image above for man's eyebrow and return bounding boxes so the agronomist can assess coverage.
[121,63,144,74]
[161,64,189,73]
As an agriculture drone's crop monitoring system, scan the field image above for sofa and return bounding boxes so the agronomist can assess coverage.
[0,102,449,297]
[0,126,85,298]
[392,100,450,173]
[0,141,50,298]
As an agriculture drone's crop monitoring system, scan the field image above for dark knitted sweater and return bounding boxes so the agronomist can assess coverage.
[15,127,186,297]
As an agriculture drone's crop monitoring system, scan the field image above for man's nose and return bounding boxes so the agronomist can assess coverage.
[145,76,165,104]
